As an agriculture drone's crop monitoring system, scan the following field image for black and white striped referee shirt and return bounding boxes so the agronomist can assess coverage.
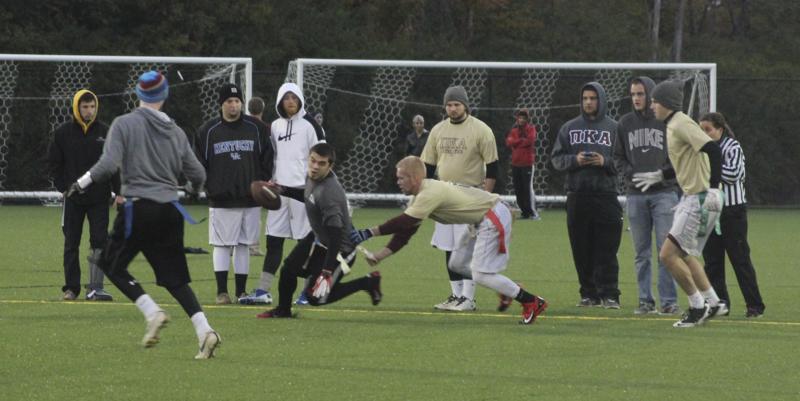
[719,136,747,206]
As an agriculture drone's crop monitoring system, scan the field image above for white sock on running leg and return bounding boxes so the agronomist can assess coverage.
[135,294,161,321]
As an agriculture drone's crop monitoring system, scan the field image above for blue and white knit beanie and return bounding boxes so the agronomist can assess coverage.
[136,71,169,103]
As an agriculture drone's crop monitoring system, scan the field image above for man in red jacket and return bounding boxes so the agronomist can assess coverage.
[505,108,539,220]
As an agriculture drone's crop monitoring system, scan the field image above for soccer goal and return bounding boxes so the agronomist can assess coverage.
[0,53,252,203]
[286,59,716,206]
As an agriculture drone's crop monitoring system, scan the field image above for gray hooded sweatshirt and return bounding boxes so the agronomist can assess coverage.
[551,82,619,194]
[89,107,205,203]
[613,76,676,194]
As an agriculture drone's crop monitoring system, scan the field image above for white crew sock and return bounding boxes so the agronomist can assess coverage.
[688,292,705,309]
[213,246,232,272]
[135,294,161,321]
[701,288,720,307]
[449,280,464,298]
[190,312,213,344]
[233,245,250,275]
[461,279,476,301]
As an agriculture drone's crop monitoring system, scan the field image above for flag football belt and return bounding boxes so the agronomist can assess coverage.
[484,208,507,254]
[695,192,721,238]
[123,198,202,239]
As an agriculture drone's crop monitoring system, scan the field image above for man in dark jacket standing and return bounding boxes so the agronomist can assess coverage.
[551,82,623,309]
[48,89,121,301]
[614,77,680,316]
[196,84,273,304]
[505,108,539,220]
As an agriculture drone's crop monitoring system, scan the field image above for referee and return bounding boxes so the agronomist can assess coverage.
[699,112,765,318]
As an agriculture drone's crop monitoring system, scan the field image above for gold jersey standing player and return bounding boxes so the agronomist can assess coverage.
[419,85,499,311]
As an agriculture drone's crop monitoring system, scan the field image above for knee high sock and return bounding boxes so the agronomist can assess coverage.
[233,245,249,296]
[445,251,464,297]
[213,246,232,294]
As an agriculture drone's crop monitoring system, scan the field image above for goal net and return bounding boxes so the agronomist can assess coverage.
[0,54,252,202]
[286,59,716,206]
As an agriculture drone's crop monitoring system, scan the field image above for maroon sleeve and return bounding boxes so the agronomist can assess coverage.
[386,224,421,253]
[377,213,421,235]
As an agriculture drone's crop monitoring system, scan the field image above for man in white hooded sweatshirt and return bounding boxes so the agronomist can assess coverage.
[240,83,326,305]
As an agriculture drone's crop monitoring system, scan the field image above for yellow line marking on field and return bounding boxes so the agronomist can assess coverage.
[2,299,797,327]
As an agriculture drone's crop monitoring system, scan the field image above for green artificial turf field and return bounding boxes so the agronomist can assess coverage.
[0,205,797,401]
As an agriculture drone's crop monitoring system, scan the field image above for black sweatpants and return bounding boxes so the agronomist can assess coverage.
[566,193,623,301]
[511,165,534,217]
[702,204,765,312]
[61,198,109,294]
[276,233,369,311]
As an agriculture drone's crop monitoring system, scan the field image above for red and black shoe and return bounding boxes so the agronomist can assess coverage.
[256,307,294,319]
[520,296,548,325]
[368,271,382,306]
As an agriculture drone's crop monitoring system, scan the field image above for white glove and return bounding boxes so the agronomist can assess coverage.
[311,270,333,299]
[631,170,664,192]
[703,188,723,212]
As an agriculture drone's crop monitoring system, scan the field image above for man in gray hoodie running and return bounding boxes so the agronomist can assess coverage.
[66,71,221,359]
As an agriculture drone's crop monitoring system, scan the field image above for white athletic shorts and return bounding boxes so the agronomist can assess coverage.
[449,202,512,275]
[669,194,720,257]
[431,222,471,251]
[266,196,311,240]
[208,207,261,246]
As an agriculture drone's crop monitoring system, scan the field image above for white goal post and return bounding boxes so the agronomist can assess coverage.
[287,58,716,206]
[0,54,252,202]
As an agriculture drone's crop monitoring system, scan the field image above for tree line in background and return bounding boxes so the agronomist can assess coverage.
[0,0,797,204]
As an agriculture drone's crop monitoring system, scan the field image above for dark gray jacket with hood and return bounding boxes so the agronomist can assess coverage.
[613,76,677,194]
[551,82,619,194]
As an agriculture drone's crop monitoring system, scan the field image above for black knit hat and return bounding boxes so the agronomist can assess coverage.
[218,83,244,105]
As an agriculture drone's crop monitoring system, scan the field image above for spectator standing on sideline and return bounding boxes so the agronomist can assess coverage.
[505,108,540,220]
[614,77,680,315]
[551,82,623,309]
[420,85,500,312]
[247,96,268,257]
[256,143,382,319]
[699,112,765,318]
[195,83,273,305]
[48,89,122,301]
[642,80,728,328]
[239,83,325,306]
[65,71,220,358]
[350,156,548,324]
[405,114,429,156]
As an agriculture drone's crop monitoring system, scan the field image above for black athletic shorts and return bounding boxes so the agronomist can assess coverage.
[104,199,190,288]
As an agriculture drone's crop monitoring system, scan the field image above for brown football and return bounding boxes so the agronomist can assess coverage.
[250,180,282,210]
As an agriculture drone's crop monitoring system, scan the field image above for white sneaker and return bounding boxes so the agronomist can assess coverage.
[238,289,272,305]
[142,310,169,348]
[195,331,221,359]
[446,296,477,311]
[434,294,459,310]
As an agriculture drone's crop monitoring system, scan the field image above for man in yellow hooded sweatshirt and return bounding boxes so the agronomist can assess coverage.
[48,89,121,301]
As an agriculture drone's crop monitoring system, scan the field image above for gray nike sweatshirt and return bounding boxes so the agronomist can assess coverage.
[89,107,205,203]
